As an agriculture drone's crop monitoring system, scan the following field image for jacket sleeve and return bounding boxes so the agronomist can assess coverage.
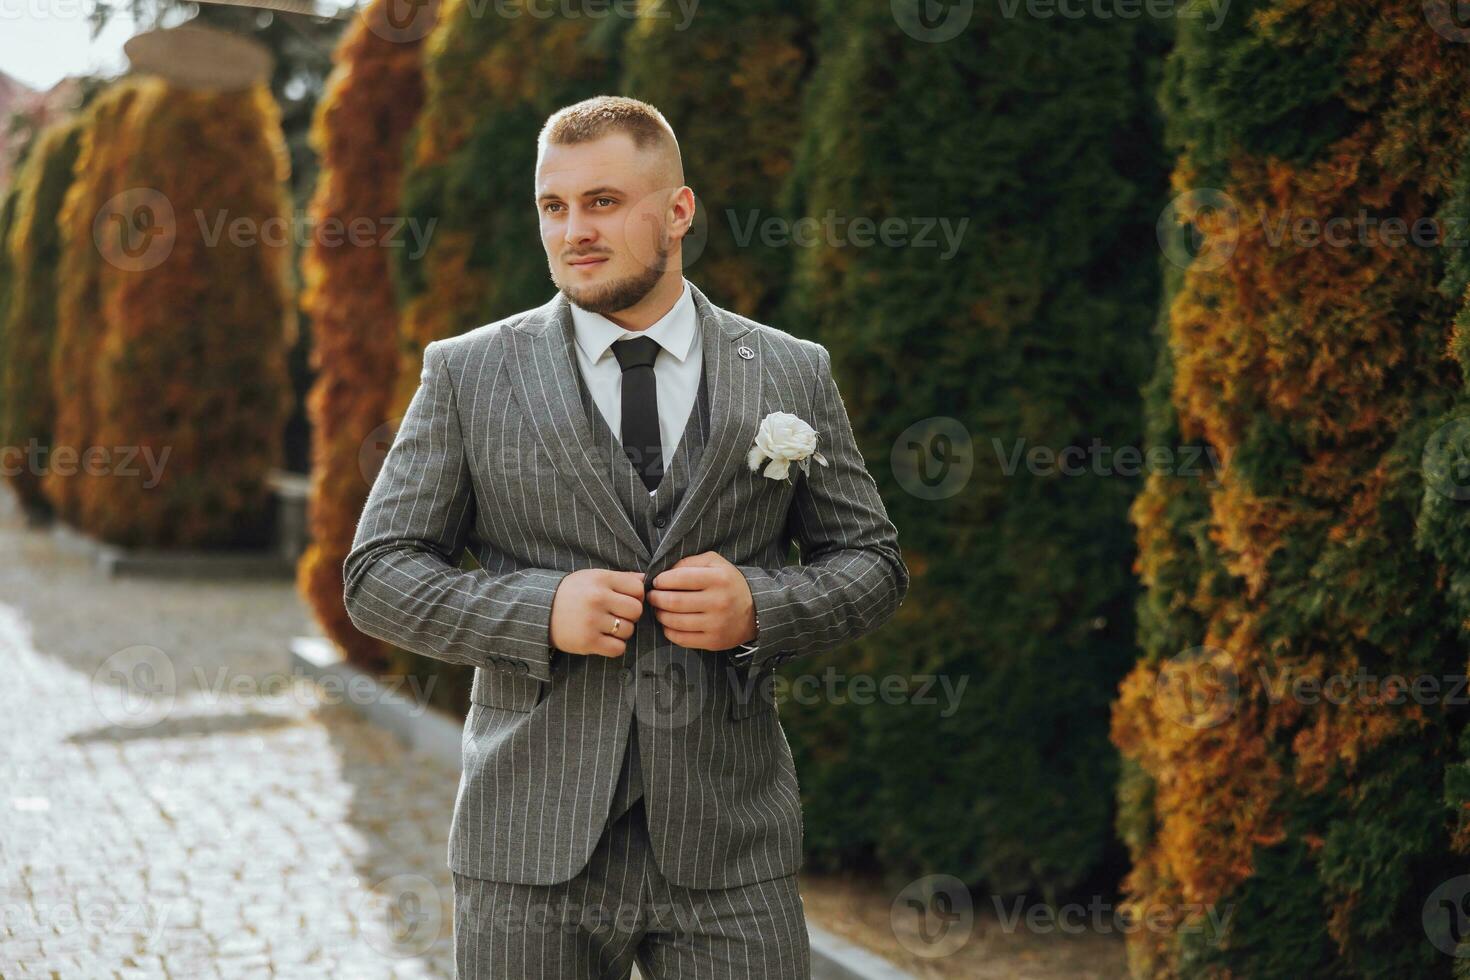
[735,343,909,670]
[342,340,568,682]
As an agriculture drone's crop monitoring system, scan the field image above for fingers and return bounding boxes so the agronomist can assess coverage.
[652,608,707,631]
[604,569,647,600]
[647,587,712,613]
[606,591,645,624]
[650,566,717,591]
[587,632,628,657]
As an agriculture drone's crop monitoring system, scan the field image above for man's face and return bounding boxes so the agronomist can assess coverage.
[535,132,679,315]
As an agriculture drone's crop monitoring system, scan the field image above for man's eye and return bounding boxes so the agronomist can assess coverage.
[594,198,615,208]
[543,203,562,214]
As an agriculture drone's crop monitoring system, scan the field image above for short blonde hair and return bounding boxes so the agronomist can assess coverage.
[539,95,682,182]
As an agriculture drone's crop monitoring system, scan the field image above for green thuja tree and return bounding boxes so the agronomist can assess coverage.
[621,0,815,321]
[1,118,82,518]
[783,0,1169,896]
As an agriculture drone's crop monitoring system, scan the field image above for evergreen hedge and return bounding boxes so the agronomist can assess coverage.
[1112,1,1470,974]
[782,0,1168,894]
[395,0,624,408]
[1,119,81,518]
[621,0,814,320]
[299,0,440,671]
[379,0,625,708]
[0,185,21,465]
[50,79,295,546]
[47,81,149,527]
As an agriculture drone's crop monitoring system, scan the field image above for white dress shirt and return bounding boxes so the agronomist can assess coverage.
[567,278,760,660]
[568,278,702,496]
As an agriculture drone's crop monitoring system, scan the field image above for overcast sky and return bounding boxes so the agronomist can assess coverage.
[0,7,138,91]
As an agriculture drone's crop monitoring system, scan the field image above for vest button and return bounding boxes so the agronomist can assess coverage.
[653,514,667,528]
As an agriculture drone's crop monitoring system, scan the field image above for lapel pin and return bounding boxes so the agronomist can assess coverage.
[737,345,755,360]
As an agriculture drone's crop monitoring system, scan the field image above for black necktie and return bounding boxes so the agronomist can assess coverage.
[612,336,664,492]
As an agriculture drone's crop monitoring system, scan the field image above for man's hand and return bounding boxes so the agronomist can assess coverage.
[550,569,646,657]
[647,551,758,650]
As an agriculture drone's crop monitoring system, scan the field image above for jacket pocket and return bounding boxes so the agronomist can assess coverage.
[469,668,545,712]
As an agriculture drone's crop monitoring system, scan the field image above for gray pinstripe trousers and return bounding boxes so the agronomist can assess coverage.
[451,799,811,979]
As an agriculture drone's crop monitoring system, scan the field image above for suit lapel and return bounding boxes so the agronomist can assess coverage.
[503,283,762,571]
[504,293,651,562]
[649,282,761,569]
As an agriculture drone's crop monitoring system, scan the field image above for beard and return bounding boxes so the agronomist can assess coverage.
[552,231,670,315]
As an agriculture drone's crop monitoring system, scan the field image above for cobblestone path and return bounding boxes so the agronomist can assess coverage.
[0,486,460,978]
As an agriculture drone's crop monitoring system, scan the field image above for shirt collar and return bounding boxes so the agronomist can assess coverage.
[569,278,696,365]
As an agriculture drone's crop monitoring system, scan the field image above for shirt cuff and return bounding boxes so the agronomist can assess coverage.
[731,606,760,663]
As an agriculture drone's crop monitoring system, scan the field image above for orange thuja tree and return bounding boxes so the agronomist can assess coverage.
[48,80,150,527]
[2,117,82,519]
[373,0,623,707]
[51,78,295,547]
[1113,1,1470,975]
[0,187,20,453]
[394,0,622,409]
[298,0,441,672]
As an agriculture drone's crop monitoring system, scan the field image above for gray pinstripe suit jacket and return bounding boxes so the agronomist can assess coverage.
[342,281,909,889]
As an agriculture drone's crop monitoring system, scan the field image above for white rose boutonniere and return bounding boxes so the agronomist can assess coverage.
[747,411,829,482]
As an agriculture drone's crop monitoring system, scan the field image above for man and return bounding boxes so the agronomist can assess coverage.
[343,95,908,979]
